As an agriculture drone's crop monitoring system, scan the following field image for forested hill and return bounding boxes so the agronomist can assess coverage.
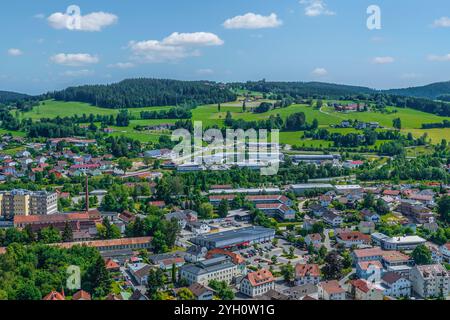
[0,90,30,104]
[44,78,237,109]
[384,81,450,99]
[238,81,376,98]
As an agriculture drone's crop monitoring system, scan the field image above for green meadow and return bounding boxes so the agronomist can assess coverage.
[19,100,173,120]
[13,99,450,145]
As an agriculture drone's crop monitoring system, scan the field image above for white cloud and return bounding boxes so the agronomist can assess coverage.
[312,67,328,76]
[162,32,224,46]
[300,0,335,17]
[47,10,118,32]
[196,68,214,75]
[7,48,23,56]
[433,17,450,28]
[428,54,450,62]
[51,53,99,66]
[108,62,135,69]
[372,56,395,64]
[62,69,94,77]
[128,32,224,63]
[223,13,282,29]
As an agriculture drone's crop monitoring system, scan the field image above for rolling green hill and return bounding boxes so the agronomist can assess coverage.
[384,81,450,99]
[0,90,30,103]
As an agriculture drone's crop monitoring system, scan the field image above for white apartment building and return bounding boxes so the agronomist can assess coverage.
[179,256,238,286]
[410,264,450,298]
[240,269,275,298]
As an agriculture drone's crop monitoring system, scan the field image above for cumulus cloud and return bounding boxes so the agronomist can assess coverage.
[428,54,450,62]
[433,17,450,28]
[50,53,99,66]
[128,32,224,63]
[47,10,117,32]
[223,13,282,29]
[300,0,335,17]
[7,48,23,56]
[372,56,395,64]
[108,62,135,69]
[311,67,328,76]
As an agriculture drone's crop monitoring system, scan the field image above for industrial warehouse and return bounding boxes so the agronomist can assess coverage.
[190,226,275,250]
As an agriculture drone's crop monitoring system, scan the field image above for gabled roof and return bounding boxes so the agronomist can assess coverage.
[358,260,382,271]
[295,264,320,278]
[246,269,275,287]
[188,283,213,297]
[72,290,92,301]
[381,272,403,284]
[105,258,120,270]
[43,291,65,301]
[319,280,345,294]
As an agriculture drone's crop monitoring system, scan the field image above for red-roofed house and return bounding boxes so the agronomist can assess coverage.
[240,269,275,297]
[349,279,383,300]
[318,281,346,300]
[336,231,371,248]
[105,258,120,272]
[72,290,92,301]
[42,290,65,301]
[295,264,321,285]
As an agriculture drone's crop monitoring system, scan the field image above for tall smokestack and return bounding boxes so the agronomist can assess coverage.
[85,175,89,213]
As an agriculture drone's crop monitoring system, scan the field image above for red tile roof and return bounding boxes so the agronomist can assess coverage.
[295,264,320,278]
[43,291,65,301]
[319,280,345,294]
[246,269,275,287]
[358,260,383,271]
[72,290,91,301]
[337,231,371,242]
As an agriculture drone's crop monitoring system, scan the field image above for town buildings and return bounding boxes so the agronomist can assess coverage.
[0,190,58,218]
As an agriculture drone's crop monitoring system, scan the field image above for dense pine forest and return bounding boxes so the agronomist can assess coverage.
[43,78,237,109]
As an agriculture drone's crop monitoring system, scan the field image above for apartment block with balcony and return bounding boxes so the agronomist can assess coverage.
[0,190,58,219]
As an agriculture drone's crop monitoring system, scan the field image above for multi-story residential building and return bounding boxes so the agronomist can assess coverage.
[349,279,384,300]
[352,247,385,264]
[381,272,411,298]
[322,211,344,227]
[295,264,321,286]
[410,264,450,298]
[0,190,57,218]
[398,200,434,224]
[440,243,450,263]
[336,231,371,248]
[240,269,275,298]
[318,281,346,300]
[179,256,239,286]
[255,203,296,220]
[356,261,383,280]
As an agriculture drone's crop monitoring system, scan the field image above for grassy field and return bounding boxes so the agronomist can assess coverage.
[191,103,450,144]
[11,99,450,146]
[19,100,173,120]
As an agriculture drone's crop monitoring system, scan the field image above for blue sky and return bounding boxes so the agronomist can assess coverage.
[2,0,450,94]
